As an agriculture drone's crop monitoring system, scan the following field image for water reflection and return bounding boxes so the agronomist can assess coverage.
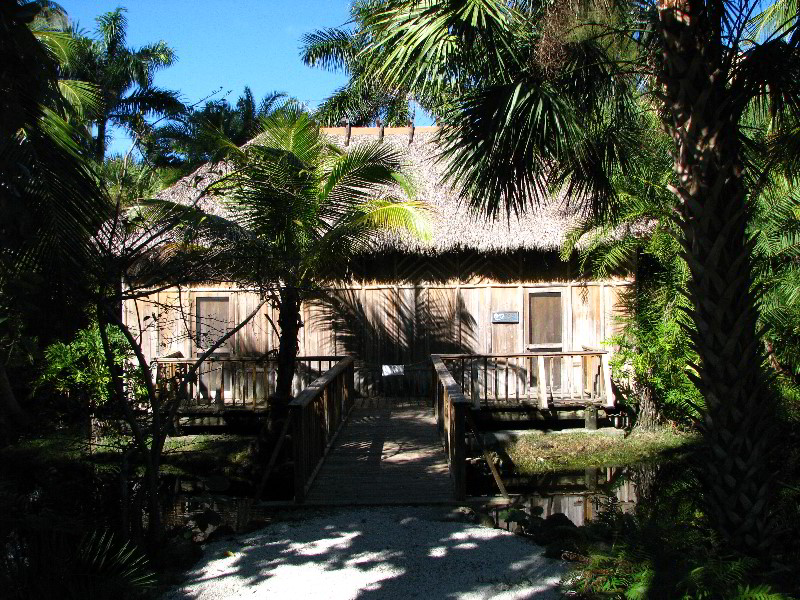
[162,475,275,541]
[162,465,644,541]
[478,466,639,530]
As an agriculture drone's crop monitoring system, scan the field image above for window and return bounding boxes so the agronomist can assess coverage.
[195,297,230,351]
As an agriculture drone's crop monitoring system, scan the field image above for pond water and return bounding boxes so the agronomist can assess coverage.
[162,464,644,541]
[472,465,640,531]
[163,493,274,538]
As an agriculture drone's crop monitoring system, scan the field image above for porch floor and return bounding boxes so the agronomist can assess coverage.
[304,397,455,506]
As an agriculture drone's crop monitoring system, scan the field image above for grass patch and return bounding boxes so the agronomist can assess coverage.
[160,434,254,477]
[0,431,255,480]
[506,428,697,474]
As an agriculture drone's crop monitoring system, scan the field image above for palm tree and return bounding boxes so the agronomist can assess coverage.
[1,0,110,434]
[147,86,292,176]
[301,2,412,126]
[650,0,799,556]
[207,109,429,407]
[64,7,184,160]
[355,0,800,556]
[360,0,641,216]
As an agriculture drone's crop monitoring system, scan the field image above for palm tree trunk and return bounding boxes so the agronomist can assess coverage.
[634,378,661,431]
[274,286,301,407]
[95,119,107,162]
[658,2,775,556]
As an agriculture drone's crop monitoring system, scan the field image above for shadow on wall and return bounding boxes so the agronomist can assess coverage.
[309,288,478,397]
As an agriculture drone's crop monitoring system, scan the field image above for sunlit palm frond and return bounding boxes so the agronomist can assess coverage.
[30,29,73,65]
[747,0,798,43]
[363,0,516,97]
[253,109,326,166]
[57,79,102,121]
[319,140,407,208]
[301,27,361,72]
[349,199,432,240]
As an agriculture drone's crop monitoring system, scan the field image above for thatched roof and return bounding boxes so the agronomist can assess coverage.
[157,126,580,255]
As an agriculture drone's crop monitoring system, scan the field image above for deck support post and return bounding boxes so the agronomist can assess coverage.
[585,405,598,430]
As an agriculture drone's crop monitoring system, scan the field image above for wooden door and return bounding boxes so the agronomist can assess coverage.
[528,292,564,394]
[194,296,232,402]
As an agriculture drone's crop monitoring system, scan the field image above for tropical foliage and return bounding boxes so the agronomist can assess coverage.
[1,0,111,434]
[146,86,294,177]
[357,0,641,217]
[63,7,184,160]
[38,324,146,414]
[301,1,412,126]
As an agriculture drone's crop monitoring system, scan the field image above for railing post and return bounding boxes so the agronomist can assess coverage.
[602,353,615,408]
[537,355,548,410]
[292,404,305,503]
[217,361,224,410]
[470,360,480,409]
[432,363,439,419]
[346,360,355,413]
[451,401,466,501]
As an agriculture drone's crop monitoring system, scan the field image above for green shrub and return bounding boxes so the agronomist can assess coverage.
[38,324,145,413]
[564,463,793,599]
[1,528,154,600]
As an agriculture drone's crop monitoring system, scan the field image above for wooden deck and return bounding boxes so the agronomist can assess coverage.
[304,397,455,505]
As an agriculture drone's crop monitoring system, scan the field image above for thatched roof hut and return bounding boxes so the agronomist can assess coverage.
[157,126,579,257]
[133,126,633,390]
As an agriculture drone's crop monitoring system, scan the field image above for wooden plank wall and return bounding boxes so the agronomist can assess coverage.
[125,280,631,397]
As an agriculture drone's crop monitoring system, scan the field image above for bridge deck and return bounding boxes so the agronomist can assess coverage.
[304,397,455,505]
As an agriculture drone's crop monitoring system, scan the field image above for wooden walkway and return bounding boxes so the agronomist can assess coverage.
[304,397,454,505]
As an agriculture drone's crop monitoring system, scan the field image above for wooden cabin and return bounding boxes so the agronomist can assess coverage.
[126,127,632,418]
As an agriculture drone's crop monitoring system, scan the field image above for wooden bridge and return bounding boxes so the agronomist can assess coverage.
[156,351,615,504]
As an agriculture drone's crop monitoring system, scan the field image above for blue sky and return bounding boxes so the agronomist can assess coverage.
[62,0,355,155]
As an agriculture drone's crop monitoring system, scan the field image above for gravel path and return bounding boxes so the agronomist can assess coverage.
[163,506,566,600]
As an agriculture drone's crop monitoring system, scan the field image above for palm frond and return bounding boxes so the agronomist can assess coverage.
[301,27,360,72]
[319,140,407,208]
[437,77,577,216]
[112,86,184,119]
[57,79,102,121]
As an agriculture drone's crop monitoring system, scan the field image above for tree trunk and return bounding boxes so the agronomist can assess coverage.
[274,286,301,407]
[95,119,107,162]
[658,3,775,556]
[634,378,661,431]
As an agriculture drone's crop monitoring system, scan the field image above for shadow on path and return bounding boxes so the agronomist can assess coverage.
[163,506,565,600]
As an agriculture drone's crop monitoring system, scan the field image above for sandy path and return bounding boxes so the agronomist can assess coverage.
[163,506,565,600]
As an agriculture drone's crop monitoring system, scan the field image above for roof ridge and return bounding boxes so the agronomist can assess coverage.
[320,125,440,136]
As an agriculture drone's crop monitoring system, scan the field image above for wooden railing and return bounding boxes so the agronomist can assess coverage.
[431,355,471,500]
[154,356,343,411]
[291,356,355,503]
[436,351,614,409]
